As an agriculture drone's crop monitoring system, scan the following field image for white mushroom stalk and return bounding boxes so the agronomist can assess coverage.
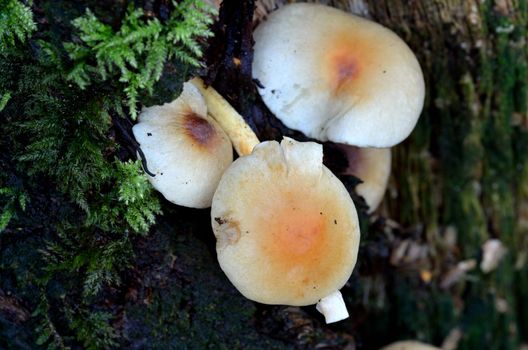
[189,77,260,156]
[211,138,360,323]
[315,290,349,324]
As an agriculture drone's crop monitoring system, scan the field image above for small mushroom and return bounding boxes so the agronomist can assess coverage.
[480,239,507,273]
[132,82,233,208]
[338,144,391,213]
[211,137,360,323]
[253,3,425,147]
[380,341,441,350]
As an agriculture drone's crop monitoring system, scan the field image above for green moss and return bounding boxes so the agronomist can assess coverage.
[0,0,36,50]
[65,0,215,118]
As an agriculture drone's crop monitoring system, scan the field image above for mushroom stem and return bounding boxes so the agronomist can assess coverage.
[190,77,260,156]
[316,290,349,324]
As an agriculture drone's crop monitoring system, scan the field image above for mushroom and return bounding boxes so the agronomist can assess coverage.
[480,239,507,273]
[132,82,233,208]
[211,137,360,323]
[252,3,425,148]
[338,144,391,213]
[380,341,441,350]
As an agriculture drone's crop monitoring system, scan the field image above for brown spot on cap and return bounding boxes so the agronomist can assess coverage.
[323,35,377,97]
[182,111,217,148]
[331,54,360,92]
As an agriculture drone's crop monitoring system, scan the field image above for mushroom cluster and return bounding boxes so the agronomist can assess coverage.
[134,78,360,323]
[132,2,425,325]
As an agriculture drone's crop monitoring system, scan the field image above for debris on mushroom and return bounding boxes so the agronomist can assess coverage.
[338,144,391,213]
[380,340,441,350]
[211,137,360,323]
[252,3,425,147]
[480,239,507,273]
[132,82,233,208]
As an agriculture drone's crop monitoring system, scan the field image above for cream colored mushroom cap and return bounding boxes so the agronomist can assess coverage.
[380,340,441,350]
[211,137,360,305]
[132,82,233,208]
[252,3,425,147]
[341,145,391,213]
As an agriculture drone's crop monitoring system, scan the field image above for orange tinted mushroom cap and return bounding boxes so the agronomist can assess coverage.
[211,138,360,312]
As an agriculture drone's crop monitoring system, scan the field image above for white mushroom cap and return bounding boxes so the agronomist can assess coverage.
[380,341,441,350]
[253,3,425,147]
[339,145,391,213]
[132,82,233,208]
[211,137,360,307]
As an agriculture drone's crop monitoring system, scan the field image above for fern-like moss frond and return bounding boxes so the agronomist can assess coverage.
[0,0,36,50]
[0,185,27,233]
[86,160,162,234]
[67,309,118,350]
[0,90,11,110]
[65,1,216,118]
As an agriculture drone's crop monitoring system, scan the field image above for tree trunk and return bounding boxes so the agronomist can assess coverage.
[334,1,528,348]
[206,0,528,348]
